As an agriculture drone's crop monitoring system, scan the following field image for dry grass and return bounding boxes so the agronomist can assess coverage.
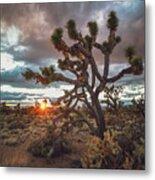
[0,106,145,169]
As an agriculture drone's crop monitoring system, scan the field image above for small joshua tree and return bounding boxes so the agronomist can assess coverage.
[102,85,123,113]
[132,95,145,118]
[23,11,143,139]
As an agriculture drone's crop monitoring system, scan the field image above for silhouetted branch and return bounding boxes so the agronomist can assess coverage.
[107,66,132,83]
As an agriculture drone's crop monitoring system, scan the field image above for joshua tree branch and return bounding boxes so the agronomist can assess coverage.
[95,66,132,96]
[107,66,132,83]
[76,44,102,82]
[94,42,106,54]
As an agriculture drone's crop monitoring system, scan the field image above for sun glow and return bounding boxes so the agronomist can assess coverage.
[40,102,46,110]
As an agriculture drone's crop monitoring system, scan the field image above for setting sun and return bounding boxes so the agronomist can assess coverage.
[40,102,46,110]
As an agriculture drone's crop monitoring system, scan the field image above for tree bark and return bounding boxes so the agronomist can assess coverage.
[92,95,105,140]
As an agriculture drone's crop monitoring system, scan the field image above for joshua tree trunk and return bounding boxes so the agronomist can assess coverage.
[99,115,105,140]
[95,101,105,140]
[90,93,105,139]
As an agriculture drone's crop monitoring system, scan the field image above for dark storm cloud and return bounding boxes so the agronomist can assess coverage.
[0,91,27,101]
[1,67,30,88]
[115,73,144,86]
[1,2,108,27]
[98,0,145,62]
[8,38,54,65]
[1,66,45,88]
[1,0,145,65]
[0,91,45,101]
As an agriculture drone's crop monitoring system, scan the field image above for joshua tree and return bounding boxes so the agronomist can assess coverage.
[23,11,143,139]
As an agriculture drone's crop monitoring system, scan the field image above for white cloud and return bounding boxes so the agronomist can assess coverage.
[1,84,73,100]
[1,52,25,72]
[6,25,23,46]
[13,45,29,52]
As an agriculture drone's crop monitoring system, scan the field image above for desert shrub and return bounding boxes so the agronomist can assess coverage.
[0,122,4,129]
[4,136,21,146]
[8,120,25,129]
[80,126,144,169]
[80,132,121,169]
[28,138,53,157]
[0,114,15,123]
[0,129,10,139]
[80,136,104,168]
[28,131,71,158]
[132,138,145,169]
[0,102,11,114]
[131,95,145,117]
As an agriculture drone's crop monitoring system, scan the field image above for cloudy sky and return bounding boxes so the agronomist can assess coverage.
[0,0,145,105]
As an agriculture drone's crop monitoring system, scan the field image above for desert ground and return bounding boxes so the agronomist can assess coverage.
[0,105,145,169]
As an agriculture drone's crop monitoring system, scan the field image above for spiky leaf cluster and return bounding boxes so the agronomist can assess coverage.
[130,56,142,66]
[102,41,110,52]
[51,28,63,45]
[40,65,55,77]
[87,21,98,40]
[124,46,143,75]
[115,36,121,44]
[124,46,135,60]
[67,19,78,40]
[130,56,143,75]
[107,11,118,31]
[22,68,35,80]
